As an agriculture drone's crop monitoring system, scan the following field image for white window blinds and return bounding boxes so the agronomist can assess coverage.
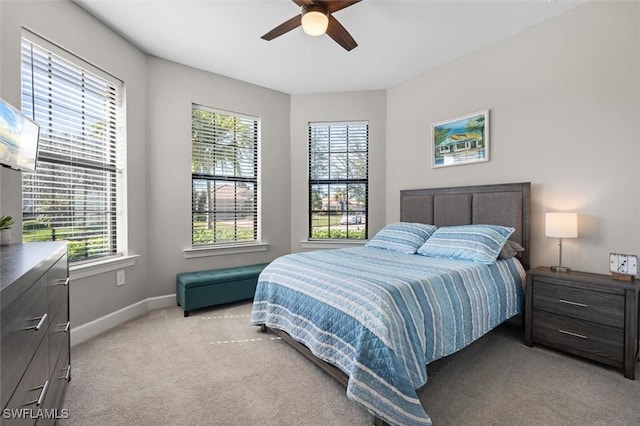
[191,105,258,245]
[21,35,124,262]
[308,121,368,239]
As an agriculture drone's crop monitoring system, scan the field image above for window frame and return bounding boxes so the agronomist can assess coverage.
[20,30,127,264]
[308,121,369,241]
[190,104,260,248]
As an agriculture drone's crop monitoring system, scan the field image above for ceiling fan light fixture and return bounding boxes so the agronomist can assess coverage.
[301,5,329,36]
[261,0,358,51]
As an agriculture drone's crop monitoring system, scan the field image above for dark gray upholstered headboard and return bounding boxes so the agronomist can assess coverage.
[400,182,531,269]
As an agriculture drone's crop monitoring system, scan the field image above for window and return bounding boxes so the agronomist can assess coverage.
[21,33,125,262]
[191,105,259,246]
[308,121,368,240]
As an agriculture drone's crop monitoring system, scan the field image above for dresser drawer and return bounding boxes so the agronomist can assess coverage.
[532,310,624,364]
[38,335,70,426]
[47,254,69,319]
[1,275,49,409]
[532,280,624,328]
[3,333,50,426]
[48,295,69,375]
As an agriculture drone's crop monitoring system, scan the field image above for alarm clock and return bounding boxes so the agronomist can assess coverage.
[609,253,638,281]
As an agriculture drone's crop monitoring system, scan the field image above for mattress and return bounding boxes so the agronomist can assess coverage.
[250,246,526,425]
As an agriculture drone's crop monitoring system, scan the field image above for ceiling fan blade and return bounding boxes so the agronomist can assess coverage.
[325,15,358,51]
[324,0,361,14]
[261,15,302,41]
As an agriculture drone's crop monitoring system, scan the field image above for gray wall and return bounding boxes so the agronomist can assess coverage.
[0,1,292,327]
[290,91,387,251]
[386,1,640,274]
[0,1,291,326]
[1,0,638,330]
[1,0,149,327]
[145,57,291,297]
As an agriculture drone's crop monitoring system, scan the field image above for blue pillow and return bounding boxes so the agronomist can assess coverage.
[366,222,438,254]
[417,224,514,264]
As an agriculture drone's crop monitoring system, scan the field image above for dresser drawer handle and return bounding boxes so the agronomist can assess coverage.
[24,313,48,331]
[558,329,588,339]
[26,380,49,406]
[558,299,588,308]
[55,277,70,286]
[55,321,70,333]
[63,365,71,381]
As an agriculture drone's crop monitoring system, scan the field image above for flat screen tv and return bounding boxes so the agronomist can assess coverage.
[0,97,39,172]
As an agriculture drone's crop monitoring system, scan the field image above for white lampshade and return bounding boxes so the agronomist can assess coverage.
[545,212,578,238]
[302,9,329,36]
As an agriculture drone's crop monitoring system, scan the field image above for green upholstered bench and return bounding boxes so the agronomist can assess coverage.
[176,263,270,317]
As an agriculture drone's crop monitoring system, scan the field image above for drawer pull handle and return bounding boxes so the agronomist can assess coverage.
[26,380,49,406]
[24,313,48,331]
[62,365,71,381]
[558,329,588,339]
[55,321,70,333]
[558,299,588,308]
[36,380,49,406]
[56,277,70,286]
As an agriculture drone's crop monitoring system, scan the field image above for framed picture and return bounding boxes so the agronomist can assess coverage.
[432,110,489,168]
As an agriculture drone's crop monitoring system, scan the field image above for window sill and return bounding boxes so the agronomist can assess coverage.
[70,254,140,280]
[183,243,269,259]
[301,240,367,250]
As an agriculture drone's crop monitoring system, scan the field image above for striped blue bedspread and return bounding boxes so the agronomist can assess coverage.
[250,246,525,426]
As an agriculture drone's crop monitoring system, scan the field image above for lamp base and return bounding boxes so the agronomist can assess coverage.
[550,265,571,273]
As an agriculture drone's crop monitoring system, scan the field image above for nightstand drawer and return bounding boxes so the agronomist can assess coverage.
[532,280,624,328]
[532,310,623,363]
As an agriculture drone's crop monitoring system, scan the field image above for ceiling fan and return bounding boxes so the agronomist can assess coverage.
[261,0,362,51]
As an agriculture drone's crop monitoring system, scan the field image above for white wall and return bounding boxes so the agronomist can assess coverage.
[145,57,291,297]
[386,1,640,274]
[0,0,149,327]
[290,91,387,252]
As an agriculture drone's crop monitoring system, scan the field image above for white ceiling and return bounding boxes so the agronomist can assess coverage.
[74,0,586,94]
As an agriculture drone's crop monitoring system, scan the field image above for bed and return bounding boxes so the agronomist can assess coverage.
[251,182,530,426]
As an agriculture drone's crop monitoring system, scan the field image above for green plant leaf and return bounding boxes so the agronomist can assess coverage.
[0,215,14,230]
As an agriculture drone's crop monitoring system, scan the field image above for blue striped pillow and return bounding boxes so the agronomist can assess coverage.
[417,224,515,264]
[366,222,438,254]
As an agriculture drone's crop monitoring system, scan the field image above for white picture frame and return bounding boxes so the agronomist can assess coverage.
[432,110,489,168]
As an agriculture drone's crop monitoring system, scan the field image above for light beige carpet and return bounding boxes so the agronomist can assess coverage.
[60,301,640,426]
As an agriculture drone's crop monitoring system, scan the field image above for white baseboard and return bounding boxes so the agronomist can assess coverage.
[146,294,177,311]
[70,294,177,347]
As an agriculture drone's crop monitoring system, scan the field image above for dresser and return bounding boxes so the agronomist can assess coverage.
[1,242,70,424]
[525,267,639,379]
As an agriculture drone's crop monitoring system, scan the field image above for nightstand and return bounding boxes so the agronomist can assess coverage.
[525,267,639,379]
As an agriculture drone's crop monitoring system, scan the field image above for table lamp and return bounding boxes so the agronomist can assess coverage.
[545,212,578,272]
